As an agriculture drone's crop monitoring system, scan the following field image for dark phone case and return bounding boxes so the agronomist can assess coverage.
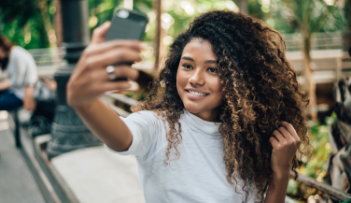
[105,9,148,81]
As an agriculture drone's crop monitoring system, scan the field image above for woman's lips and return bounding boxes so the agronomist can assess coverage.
[185,90,209,100]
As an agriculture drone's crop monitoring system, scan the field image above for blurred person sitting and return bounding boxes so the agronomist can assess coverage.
[0,35,37,111]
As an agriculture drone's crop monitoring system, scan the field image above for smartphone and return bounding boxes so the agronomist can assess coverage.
[105,9,148,81]
[105,9,148,41]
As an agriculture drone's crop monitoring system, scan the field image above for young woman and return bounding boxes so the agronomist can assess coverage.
[0,36,37,111]
[67,10,310,203]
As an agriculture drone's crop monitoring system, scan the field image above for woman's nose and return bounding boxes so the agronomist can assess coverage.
[189,69,205,86]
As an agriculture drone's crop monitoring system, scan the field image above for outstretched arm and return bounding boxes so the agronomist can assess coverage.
[67,22,144,151]
[264,121,300,203]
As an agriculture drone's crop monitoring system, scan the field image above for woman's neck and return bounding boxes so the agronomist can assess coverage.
[190,108,219,122]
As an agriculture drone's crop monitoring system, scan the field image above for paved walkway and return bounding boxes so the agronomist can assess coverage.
[0,111,45,203]
[51,146,145,203]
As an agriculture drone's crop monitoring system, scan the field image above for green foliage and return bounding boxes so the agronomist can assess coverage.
[0,0,348,50]
[280,0,346,34]
[287,113,336,200]
[0,0,51,49]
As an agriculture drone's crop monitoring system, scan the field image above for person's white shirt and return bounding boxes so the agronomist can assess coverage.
[6,46,37,99]
[109,110,259,203]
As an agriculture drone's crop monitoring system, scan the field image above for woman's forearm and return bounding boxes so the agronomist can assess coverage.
[73,98,133,151]
[264,171,290,203]
[0,79,11,91]
[24,85,36,110]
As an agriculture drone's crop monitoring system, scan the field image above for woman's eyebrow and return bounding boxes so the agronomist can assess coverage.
[181,56,217,64]
[181,56,194,61]
[204,60,217,64]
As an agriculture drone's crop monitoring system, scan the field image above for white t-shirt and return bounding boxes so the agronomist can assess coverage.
[7,46,38,99]
[111,110,259,203]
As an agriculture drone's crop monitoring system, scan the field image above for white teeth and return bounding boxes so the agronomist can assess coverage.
[188,91,206,96]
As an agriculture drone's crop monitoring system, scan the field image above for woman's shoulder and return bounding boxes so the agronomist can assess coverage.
[10,46,33,62]
[124,110,168,132]
[127,110,165,122]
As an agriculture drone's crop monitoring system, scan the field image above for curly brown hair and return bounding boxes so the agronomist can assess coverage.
[132,10,311,202]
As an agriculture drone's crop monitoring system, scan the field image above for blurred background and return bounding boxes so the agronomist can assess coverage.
[0,0,351,203]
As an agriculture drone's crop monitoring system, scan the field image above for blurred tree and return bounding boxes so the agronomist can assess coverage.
[0,0,58,48]
[54,0,62,47]
[281,0,343,120]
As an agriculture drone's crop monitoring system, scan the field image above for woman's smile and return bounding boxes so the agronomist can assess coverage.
[185,88,210,100]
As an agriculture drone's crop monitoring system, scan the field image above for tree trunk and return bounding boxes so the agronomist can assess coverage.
[342,0,351,53]
[236,0,248,14]
[302,33,317,120]
[54,0,62,47]
[154,0,165,72]
[39,0,56,47]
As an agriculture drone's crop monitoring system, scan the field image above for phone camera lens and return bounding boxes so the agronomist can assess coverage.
[117,10,129,19]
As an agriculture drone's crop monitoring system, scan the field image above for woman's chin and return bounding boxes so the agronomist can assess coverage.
[184,104,202,114]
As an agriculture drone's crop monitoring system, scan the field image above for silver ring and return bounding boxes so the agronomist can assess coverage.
[106,66,116,81]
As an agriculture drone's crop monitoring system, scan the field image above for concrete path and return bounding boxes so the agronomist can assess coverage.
[51,146,145,203]
[0,111,45,203]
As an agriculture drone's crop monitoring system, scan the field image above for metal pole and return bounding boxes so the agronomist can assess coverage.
[47,0,101,159]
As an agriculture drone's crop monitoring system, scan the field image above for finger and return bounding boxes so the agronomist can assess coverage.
[277,126,292,140]
[81,66,139,83]
[92,66,140,81]
[85,48,142,70]
[269,137,279,149]
[113,66,139,81]
[278,121,300,143]
[91,21,111,44]
[272,130,285,142]
[85,40,145,57]
[101,81,132,92]
[278,126,295,144]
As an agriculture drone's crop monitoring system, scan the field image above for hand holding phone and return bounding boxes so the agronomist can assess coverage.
[105,9,148,81]
[67,22,144,108]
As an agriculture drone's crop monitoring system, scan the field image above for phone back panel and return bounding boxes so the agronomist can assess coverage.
[105,10,147,41]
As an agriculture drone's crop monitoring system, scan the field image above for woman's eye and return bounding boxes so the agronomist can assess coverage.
[182,64,193,69]
[208,68,218,73]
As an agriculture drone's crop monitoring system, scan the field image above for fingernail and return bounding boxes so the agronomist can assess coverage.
[103,21,111,27]
[140,43,147,50]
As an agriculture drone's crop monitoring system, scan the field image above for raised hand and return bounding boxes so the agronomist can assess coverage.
[66,22,144,108]
[269,121,301,177]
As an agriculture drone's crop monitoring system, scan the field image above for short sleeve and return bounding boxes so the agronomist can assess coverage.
[23,54,38,85]
[107,111,161,160]
[7,48,37,87]
[7,55,24,87]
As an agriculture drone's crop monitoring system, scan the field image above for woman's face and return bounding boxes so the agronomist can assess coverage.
[176,38,223,121]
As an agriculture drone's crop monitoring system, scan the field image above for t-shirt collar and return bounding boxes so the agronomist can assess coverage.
[182,109,222,137]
